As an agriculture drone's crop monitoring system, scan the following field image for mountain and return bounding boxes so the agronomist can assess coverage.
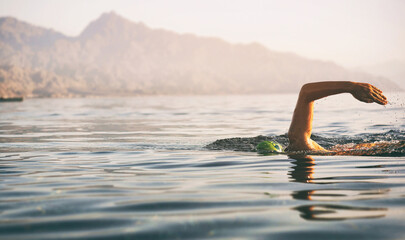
[0,12,401,98]
[356,60,405,89]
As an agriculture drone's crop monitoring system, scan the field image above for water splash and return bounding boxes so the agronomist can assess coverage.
[206,130,405,156]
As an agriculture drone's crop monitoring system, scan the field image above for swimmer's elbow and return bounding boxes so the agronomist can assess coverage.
[298,83,313,102]
[301,83,314,93]
[301,83,312,91]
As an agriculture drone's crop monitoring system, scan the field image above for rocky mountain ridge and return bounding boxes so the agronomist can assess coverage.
[0,12,400,98]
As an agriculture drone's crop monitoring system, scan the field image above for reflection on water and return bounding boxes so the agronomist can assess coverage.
[294,205,386,221]
[1,95,405,239]
[289,154,315,183]
[289,154,388,221]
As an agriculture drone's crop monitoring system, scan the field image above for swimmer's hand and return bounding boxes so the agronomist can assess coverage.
[350,82,387,105]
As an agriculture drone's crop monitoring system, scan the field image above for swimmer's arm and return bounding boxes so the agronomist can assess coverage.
[298,81,387,104]
[288,81,387,151]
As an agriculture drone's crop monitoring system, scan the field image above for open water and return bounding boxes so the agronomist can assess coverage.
[1,93,405,239]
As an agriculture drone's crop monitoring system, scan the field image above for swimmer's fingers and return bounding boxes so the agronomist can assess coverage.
[369,84,387,99]
[371,93,385,105]
[351,82,388,105]
[372,86,383,94]
[369,84,387,105]
[371,91,388,105]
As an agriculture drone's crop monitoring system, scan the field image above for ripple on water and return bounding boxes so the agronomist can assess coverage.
[1,95,405,239]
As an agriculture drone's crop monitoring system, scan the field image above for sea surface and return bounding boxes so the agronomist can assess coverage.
[1,93,405,240]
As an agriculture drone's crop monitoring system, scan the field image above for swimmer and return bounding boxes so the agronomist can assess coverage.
[287,81,387,152]
[206,81,391,154]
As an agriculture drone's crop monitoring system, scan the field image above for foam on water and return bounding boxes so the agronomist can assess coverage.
[1,94,404,239]
[206,130,405,156]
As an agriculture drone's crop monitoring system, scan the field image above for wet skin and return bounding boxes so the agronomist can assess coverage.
[287,81,387,151]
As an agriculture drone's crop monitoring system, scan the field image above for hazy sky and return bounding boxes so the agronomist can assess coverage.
[0,0,404,67]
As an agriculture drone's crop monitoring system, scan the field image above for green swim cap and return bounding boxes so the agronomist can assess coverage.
[256,141,283,154]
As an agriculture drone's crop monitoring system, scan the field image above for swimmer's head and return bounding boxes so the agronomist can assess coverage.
[256,141,283,154]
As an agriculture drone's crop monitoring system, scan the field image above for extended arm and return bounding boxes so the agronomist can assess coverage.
[287,81,387,151]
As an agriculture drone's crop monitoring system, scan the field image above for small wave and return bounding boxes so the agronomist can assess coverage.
[205,130,405,156]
